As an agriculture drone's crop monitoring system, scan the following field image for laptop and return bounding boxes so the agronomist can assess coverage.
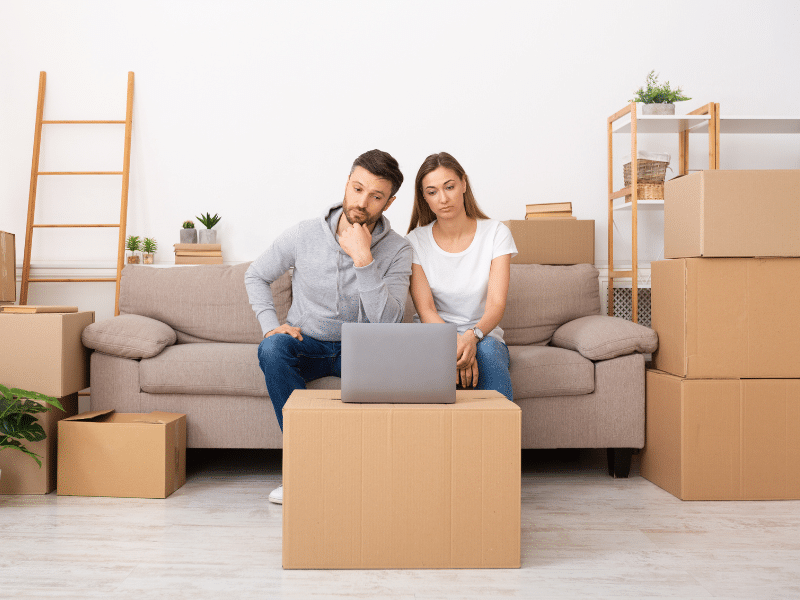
[341,322,457,403]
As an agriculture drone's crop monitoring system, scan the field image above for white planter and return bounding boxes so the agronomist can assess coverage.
[180,229,197,243]
[199,229,217,244]
[642,103,675,115]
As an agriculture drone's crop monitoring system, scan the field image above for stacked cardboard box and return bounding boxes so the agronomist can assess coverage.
[174,243,223,265]
[641,170,800,500]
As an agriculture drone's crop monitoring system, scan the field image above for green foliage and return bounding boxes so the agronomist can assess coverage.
[196,213,221,229]
[630,70,691,104]
[0,385,64,467]
[182,220,195,229]
[142,237,158,254]
[125,235,142,252]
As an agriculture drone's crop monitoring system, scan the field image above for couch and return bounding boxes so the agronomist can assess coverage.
[83,262,657,477]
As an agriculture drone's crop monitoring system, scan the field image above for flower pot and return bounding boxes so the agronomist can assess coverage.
[142,253,154,264]
[642,103,675,115]
[180,229,198,243]
[127,254,140,264]
[198,229,217,244]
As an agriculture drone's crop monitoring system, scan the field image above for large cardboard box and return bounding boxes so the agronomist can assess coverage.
[283,390,521,569]
[0,311,94,397]
[0,231,15,302]
[664,170,800,259]
[0,393,79,495]
[504,219,594,265]
[57,411,186,498]
[651,258,800,378]
[640,370,800,500]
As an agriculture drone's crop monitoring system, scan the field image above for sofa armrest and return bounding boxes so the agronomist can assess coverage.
[551,315,658,361]
[82,314,177,359]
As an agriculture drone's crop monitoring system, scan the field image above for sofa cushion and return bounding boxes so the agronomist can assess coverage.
[140,343,268,396]
[508,345,594,399]
[82,314,177,359]
[551,315,658,361]
[500,264,601,346]
[119,263,292,344]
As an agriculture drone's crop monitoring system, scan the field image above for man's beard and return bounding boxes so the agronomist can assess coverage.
[343,197,380,227]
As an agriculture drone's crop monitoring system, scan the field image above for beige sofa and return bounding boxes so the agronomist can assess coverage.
[83,262,657,477]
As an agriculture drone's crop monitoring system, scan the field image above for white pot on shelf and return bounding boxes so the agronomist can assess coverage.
[198,229,217,244]
[642,103,675,115]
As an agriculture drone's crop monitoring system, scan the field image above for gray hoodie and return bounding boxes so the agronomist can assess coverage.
[244,203,412,341]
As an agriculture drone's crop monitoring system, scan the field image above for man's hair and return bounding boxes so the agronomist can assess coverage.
[350,149,404,199]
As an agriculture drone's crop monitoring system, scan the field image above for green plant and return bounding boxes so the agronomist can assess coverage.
[125,235,141,252]
[196,213,221,229]
[630,70,691,104]
[182,220,195,229]
[0,385,64,467]
[142,237,158,254]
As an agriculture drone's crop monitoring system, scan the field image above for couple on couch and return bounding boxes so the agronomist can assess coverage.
[244,149,518,504]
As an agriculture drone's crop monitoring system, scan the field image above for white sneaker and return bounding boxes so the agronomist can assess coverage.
[269,485,283,505]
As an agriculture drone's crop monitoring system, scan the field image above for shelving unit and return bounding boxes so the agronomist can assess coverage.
[607,102,719,322]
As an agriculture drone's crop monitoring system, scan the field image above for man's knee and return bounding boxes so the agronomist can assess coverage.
[258,333,299,366]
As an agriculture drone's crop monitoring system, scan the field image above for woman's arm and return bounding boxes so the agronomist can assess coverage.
[409,263,446,324]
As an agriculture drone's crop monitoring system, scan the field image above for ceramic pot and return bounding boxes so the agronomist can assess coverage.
[180,229,197,243]
[143,253,154,264]
[198,229,217,244]
[642,103,675,115]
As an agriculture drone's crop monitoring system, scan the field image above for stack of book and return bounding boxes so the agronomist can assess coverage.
[174,243,223,265]
[524,202,575,220]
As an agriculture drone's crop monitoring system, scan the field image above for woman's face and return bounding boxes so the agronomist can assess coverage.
[420,166,466,220]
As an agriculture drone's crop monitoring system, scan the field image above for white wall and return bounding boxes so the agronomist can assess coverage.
[2,0,799,321]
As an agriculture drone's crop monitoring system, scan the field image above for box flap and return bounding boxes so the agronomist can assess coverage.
[63,409,114,422]
[134,411,186,425]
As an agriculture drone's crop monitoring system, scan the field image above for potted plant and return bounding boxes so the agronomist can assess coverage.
[630,70,691,115]
[180,220,197,244]
[126,235,142,264]
[197,212,221,244]
[142,237,158,264]
[0,385,65,477]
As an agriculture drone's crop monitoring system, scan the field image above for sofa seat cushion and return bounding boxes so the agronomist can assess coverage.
[140,343,268,396]
[508,345,594,399]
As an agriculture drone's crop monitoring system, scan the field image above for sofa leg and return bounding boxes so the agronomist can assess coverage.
[607,448,634,478]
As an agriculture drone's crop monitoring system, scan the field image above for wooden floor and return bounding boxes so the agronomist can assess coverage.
[2,449,800,599]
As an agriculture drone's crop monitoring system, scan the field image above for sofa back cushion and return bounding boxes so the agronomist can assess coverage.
[119,263,292,343]
[500,264,601,345]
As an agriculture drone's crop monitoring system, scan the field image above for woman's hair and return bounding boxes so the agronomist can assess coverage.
[407,152,489,233]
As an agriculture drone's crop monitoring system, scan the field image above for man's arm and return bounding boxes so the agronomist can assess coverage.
[244,225,298,336]
[353,242,413,323]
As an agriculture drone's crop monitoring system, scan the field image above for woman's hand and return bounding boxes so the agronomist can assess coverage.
[458,360,480,389]
[456,331,478,369]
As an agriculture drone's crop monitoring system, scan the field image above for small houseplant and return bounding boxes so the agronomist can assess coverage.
[180,220,197,244]
[142,237,158,264]
[196,212,221,244]
[0,384,64,471]
[630,70,691,115]
[126,235,142,264]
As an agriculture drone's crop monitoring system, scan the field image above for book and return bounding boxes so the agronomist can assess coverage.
[524,214,577,220]
[1,305,79,313]
[525,202,572,214]
[175,256,223,265]
[173,243,222,251]
[524,211,573,218]
[174,251,223,257]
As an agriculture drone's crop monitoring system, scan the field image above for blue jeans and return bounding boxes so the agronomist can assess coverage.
[470,337,513,402]
[258,334,341,431]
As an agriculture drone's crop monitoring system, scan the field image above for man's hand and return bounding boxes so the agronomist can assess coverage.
[265,324,303,341]
[456,331,478,369]
[338,222,373,267]
[458,361,480,389]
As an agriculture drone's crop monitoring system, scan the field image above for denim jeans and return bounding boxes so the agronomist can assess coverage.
[257,334,341,431]
[470,337,513,401]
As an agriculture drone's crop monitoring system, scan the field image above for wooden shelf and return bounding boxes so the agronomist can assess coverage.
[612,113,711,134]
[612,199,664,211]
[689,116,800,134]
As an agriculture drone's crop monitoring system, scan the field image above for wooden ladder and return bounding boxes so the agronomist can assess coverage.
[20,71,134,316]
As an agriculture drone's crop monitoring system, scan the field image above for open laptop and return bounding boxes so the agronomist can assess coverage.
[341,322,457,403]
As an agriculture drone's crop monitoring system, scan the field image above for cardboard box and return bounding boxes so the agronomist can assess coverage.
[504,219,594,265]
[0,311,94,397]
[283,390,521,569]
[640,370,800,500]
[651,258,800,378]
[0,393,79,495]
[664,170,800,259]
[57,411,186,498]
[1,231,15,302]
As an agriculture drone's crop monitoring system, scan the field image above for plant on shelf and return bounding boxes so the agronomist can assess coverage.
[0,385,64,468]
[196,213,221,229]
[142,237,158,264]
[180,220,197,243]
[126,235,142,264]
[630,71,691,115]
[182,220,195,229]
[196,213,221,244]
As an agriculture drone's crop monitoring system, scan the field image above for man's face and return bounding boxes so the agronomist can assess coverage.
[342,166,395,228]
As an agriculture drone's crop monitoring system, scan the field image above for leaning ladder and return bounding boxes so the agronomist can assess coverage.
[20,71,134,316]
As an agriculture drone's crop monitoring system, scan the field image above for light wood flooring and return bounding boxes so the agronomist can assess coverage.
[2,449,800,599]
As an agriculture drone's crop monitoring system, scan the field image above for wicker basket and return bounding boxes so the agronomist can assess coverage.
[623,158,669,202]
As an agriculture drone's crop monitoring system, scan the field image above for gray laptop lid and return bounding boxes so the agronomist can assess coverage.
[341,323,457,403]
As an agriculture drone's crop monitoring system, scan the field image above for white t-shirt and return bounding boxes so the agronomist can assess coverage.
[406,219,518,342]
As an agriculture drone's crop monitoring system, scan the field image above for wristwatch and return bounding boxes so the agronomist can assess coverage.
[471,327,485,342]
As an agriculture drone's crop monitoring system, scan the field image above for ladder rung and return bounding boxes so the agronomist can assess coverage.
[42,120,126,124]
[28,278,118,283]
[33,224,120,228]
[38,171,124,175]
[609,270,634,278]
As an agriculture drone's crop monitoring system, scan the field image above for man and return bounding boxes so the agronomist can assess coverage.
[245,149,412,504]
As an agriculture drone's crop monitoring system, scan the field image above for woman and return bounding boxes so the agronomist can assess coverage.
[406,152,517,401]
